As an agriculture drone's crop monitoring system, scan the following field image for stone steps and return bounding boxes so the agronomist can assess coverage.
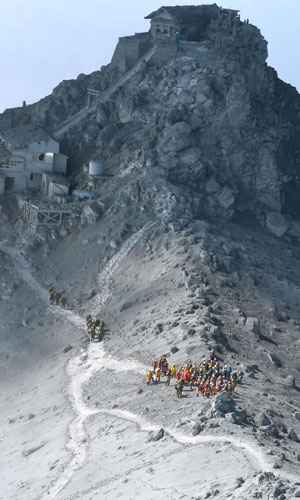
[54,46,156,139]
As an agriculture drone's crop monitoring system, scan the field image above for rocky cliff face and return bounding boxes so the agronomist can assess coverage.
[1,5,300,233]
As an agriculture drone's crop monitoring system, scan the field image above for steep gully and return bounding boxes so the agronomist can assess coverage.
[0,232,298,498]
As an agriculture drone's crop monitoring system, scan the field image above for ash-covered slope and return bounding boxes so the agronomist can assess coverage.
[1,207,300,499]
[1,5,300,500]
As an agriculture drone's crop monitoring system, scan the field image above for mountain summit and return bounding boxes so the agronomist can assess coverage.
[0,6,300,500]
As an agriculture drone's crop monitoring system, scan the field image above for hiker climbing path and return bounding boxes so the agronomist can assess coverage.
[0,241,85,330]
[1,236,298,499]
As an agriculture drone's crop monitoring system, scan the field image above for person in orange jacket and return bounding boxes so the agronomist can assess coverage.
[156,367,161,384]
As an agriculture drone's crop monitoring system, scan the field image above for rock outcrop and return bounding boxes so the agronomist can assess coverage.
[1,4,300,234]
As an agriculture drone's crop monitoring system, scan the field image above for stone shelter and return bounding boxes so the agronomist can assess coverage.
[0,125,67,195]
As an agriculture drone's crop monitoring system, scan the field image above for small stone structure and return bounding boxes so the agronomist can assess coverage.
[111,33,151,73]
[0,125,68,196]
[146,8,179,41]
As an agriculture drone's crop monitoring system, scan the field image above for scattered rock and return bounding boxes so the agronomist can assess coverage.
[294,412,300,422]
[276,421,287,434]
[170,346,179,354]
[245,364,260,378]
[148,428,164,442]
[137,388,143,395]
[236,477,245,488]
[86,289,97,299]
[63,345,73,353]
[186,344,197,355]
[192,422,204,436]
[256,412,272,427]
[217,186,235,210]
[273,482,286,498]
[258,472,276,483]
[283,375,295,388]
[295,491,300,498]
[267,352,282,368]
[22,442,46,457]
[155,323,164,334]
[27,413,35,420]
[288,428,300,442]
[266,212,289,238]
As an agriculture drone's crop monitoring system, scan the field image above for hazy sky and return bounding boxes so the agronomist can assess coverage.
[1,0,299,112]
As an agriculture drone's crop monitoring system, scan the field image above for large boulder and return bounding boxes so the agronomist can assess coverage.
[265,212,289,238]
[192,422,204,436]
[148,428,165,442]
[211,392,236,417]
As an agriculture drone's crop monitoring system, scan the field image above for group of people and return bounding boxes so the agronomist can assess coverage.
[48,287,67,308]
[86,315,106,342]
[146,355,176,386]
[146,352,244,399]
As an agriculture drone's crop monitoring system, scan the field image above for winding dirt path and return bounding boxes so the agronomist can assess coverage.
[1,237,298,499]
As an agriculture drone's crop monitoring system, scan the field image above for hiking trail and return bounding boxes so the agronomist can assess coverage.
[0,235,298,499]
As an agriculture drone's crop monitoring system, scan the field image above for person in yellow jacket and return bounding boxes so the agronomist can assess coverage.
[171,364,177,378]
[146,369,153,385]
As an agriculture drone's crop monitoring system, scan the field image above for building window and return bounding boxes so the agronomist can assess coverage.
[39,153,45,161]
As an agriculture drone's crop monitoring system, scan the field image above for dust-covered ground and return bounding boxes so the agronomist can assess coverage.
[0,205,300,500]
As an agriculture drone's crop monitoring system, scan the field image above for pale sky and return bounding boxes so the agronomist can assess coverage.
[1,0,299,112]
